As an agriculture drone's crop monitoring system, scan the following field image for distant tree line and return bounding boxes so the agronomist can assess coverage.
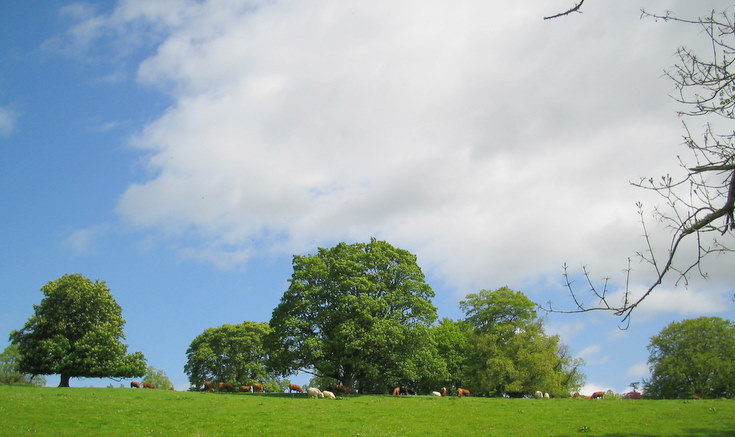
[185,239,584,396]
[7,242,732,399]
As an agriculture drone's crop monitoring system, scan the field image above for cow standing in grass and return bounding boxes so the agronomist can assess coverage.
[130,381,140,388]
[289,384,303,393]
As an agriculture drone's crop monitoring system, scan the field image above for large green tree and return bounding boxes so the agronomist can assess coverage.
[267,239,437,391]
[184,321,277,390]
[645,317,735,399]
[9,274,146,387]
[460,287,584,397]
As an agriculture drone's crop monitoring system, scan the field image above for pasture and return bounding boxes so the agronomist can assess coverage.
[1,386,733,436]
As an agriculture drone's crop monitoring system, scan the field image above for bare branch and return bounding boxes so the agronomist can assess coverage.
[544,0,585,20]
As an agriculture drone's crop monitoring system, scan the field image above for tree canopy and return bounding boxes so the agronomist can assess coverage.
[9,274,146,387]
[460,287,584,397]
[184,321,279,390]
[266,239,437,391]
[645,317,735,399]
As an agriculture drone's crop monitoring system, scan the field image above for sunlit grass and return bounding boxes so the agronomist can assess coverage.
[1,385,733,436]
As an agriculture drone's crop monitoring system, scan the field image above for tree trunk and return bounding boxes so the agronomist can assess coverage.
[58,374,71,387]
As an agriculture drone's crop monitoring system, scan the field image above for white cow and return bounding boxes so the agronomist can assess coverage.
[431,391,442,397]
[307,387,324,398]
[544,393,550,399]
[534,391,543,399]
[322,390,336,399]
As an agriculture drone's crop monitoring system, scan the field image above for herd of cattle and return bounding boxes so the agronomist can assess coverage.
[130,380,638,399]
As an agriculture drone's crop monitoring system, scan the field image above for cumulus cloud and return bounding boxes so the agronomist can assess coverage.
[57,1,733,309]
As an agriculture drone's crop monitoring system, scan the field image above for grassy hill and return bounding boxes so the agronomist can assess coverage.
[1,385,733,436]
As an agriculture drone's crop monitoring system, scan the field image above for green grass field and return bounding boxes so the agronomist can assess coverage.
[1,386,733,436]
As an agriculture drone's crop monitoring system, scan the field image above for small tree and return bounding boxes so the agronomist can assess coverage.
[142,365,172,390]
[0,344,46,386]
[9,274,146,387]
[184,321,275,389]
[461,287,584,397]
[645,317,735,399]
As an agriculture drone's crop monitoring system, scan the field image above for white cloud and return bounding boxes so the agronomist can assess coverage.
[55,0,728,312]
[64,225,110,255]
[626,362,649,380]
[0,107,19,137]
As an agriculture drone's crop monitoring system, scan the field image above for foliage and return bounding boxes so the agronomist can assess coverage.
[644,316,735,399]
[9,274,146,387]
[184,321,277,389]
[2,385,735,436]
[267,238,437,391]
[0,344,45,386]
[142,365,172,390]
[460,287,583,397]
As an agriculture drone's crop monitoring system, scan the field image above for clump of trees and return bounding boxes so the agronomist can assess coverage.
[9,274,147,387]
[185,321,283,392]
[184,239,584,396]
[645,317,735,399]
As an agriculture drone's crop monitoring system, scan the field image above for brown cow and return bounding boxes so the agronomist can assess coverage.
[590,391,605,399]
[623,392,643,399]
[253,383,264,392]
[457,388,470,398]
[143,382,156,389]
[289,384,303,393]
[240,385,252,392]
[392,387,401,396]
[572,392,580,398]
[327,385,355,395]
[204,381,214,392]
[218,382,235,392]
[440,387,448,397]
[130,381,141,389]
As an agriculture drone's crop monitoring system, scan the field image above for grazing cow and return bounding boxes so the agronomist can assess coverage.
[572,392,580,398]
[322,390,336,399]
[544,393,550,399]
[392,387,401,396]
[204,381,214,392]
[307,387,324,398]
[623,392,643,399]
[692,395,702,400]
[440,387,449,397]
[457,388,470,398]
[130,381,141,389]
[252,383,264,393]
[590,391,605,399]
[327,385,355,395]
[218,382,235,392]
[534,391,543,399]
[240,385,252,392]
[289,384,303,393]
[431,391,442,397]
[143,382,156,389]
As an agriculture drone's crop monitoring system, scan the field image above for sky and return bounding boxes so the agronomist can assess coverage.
[1,0,734,393]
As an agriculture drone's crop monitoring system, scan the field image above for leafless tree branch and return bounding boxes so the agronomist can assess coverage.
[544,0,586,20]
[543,7,735,325]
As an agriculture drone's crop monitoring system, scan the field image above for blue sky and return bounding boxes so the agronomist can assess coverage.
[2,0,734,393]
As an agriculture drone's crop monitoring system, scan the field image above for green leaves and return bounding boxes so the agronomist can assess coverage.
[645,317,735,399]
[9,274,146,386]
[268,239,437,389]
[184,321,275,389]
